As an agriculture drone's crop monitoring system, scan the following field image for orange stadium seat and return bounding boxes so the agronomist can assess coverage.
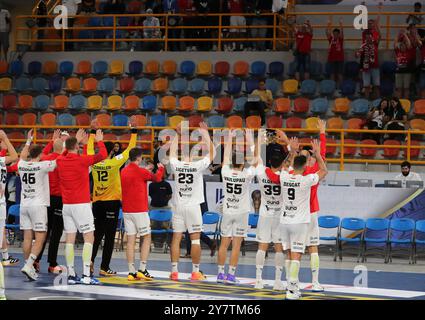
[246,116,262,129]
[214,61,230,77]
[41,113,57,126]
[216,97,233,114]
[82,78,98,94]
[87,95,103,110]
[123,95,140,111]
[5,113,20,125]
[188,114,203,128]
[169,115,185,128]
[152,78,168,94]
[160,96,177,112]
[76,60,92,76]
[414,99,425,116]
[197,61,212,77]
[53,95,69,111]
[343,139,357,157]
[22,113,37,125]
[109,60,124,76]
[232,61,249,77]
[383,140,401,158]
[333,98,350,114]
[293,97,309,113]
[286,116,302,128]
[65,77,81,93]
[18,95,33,110]
[178,96,195,112]
[410,119,425,131]
[145,60,160,77]
[96,113,112,127]
[267,115,283,128]
[347,118,363,130]
[43,61,58,75]
[0,77,12,91]
[227,115,243,128]
[327,117,344,130]
[75,113,91,126]
[359,139,378,157]
[274,98,291,114]
[197,96,213,112]
[161,60,177,77]
[405,140,421,159]
[106,95,123,111]
[130,114,147,127]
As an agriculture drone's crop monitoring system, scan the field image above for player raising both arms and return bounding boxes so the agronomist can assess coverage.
[121,148,165,281]
[168,122,215,281]
[0,131,18,299]
[56,129,107,285]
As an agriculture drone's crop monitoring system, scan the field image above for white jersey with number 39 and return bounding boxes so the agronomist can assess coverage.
[18,160,57,207]
[280,171,319,224]
[255,164,282,217]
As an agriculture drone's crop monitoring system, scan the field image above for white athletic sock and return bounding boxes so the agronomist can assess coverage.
[218,265,225,274]
[229,266,236,276]
[65,243,75,277]
[82,243,93,277]
[1,249,8,260]
[128,263,136,274]
[171,262,178,273]
[139,261,147,272]
[255,250,266,280]
[310,253,320,284]
[288,260,300,291]
[25,254,37,268]
[0,263,4,297]
[192,264,200,273]
[275,252,284,282]
[285,259,291,281]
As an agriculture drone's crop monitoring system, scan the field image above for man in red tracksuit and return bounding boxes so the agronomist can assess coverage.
[56,129,107,285]
[266,120,327,293]
[121,147,165,281]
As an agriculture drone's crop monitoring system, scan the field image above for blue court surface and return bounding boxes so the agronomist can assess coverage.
[3,251,425,300]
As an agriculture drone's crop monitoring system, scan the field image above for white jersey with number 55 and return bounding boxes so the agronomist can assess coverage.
[18,160,57,207]
[280,171,319,224]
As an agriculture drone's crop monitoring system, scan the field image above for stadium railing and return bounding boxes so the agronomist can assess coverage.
[3,125,425,171]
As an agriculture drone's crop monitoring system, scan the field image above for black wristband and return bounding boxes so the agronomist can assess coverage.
[90,129,96,135]
[131,128,137,134]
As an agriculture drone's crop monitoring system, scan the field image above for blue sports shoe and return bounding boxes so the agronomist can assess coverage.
[68,275,81,285]
[225,274,239,285]
[81,275,100,285]
[217,273,226,283]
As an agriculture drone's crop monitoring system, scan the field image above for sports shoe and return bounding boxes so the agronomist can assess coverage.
[312,282,324,292]
[169,272,179,281]
[225,274,238,285]
[285,289,301,300]
[273,281,286,291]
[137,269,154,281]
[99,269,117,277]
[33,261,40,273]
[191,271,206,281]
[217,273,226,283]
[68,275,81,285]
[81,275,100,285]
[127,273,140,281]
[2,256,19,266]
[254,279,264,289]
[21,265,38,281]
[48,265,64,274]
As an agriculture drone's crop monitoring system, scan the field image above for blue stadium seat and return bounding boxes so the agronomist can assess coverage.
[344,61,360,79]
[58,113,75,126]
[340,79,356,97]
[179,60,196,78]
[170,78,188,95]
[78,30,93,40]
[225,77,242,95]
[115,30,127,39]
[127,60,143,77]
[207,77,223,95]
[88,17,102,27]
[113,114,129,127]
[34,95,50,111]
[265,78,279,96]
[207,115,225,128]
[250,61,267,78]
[15,77,31,92]
[59,61,74,77]
[141,95,157,112]
[351,98,369,115]
[318,215,341,261]
[103,16,114,27]
[233,96,247,112]
[149,210,173,234]
[135,78,152,94]
[9,60,24,77]
[93,61,108,77]
[388,218,415,263]
[319,79,336,96]
[245,78,259,94]
[202,212,221,239]
[372,98,381,108]
[268,61,284,78]
[300,79,317,96]
[188,78,205,95]
[247,213,259,238]
[362,218,390,263]
[98,77,115,94]
[48,76,63,94]
[311,98,329,114]
[338,217,365,262]
[150,114,167,127]
[27,61,42,76]
[69,95,86,110]
[32,77,47,93]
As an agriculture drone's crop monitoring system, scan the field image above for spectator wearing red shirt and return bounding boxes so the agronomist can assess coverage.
[178,0,197,51]
[357,29,380,100]
[293,20,313,81]
[326,17,344,85]
[121,147,165,281]
[394,30,413,99]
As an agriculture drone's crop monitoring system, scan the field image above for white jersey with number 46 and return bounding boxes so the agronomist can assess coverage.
[18,160,56,207]
[280,171,319,224]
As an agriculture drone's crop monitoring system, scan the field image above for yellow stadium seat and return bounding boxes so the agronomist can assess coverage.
[0,77,12,91]
[169,115,185,128]
[283,79,299,95]
[197,96,213,112]
[107,95,123,111]
[109,60,124,76]
[197,61,212,77]
[400,99,411,113]
[305,117,319,130]
[87,95,103,110]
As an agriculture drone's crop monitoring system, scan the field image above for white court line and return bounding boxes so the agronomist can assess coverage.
[117,270,425,299]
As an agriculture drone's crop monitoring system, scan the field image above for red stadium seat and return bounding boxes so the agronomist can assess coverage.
[188,115,203,128]
[118,77,135,94]
[286,116,302,129]
[246,116,262,129]
[383,140,401,158]
[5,113,20,125]
[8,132,25,149]
[359,139,378,157]
[343,139,357,157]
[293,97,309,113]
[41,113,57,126]
[22,113,37,125]
[404,140,421,159]
[214,61,230,77]
[96,114,112,127]
[18,95,33,110]
[267,115,283,129]
[130,115,147,127]
[326,137,337,156]
[216,97,233,114]
[2,94,17,110]
[227,115,243,128]
[75,113,91,126]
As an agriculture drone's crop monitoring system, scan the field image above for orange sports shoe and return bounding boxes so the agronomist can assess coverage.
[191,271,206,281]
[169,272,179,281]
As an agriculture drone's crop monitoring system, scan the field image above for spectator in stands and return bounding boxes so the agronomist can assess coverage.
[147,0,165,14]
[357,29,380,100]
[418,33,425,98]
[394,30,412,99]
[103,0,126,14]
[128,0,144,14]
[62,0,81,51]
[81,0,96,13]
[362,18,381,44]
[244,79,273,126]
[406,24,422,92]
[394,161,423,187]
[228,0,246,51]
[0,3,10,59]
[35,0,47,52]
[250,0,272,51]
[293,20,313,81]
[110,142,122,158]
[326,17,344,85]
[383,97,408,141]
[129,10,145,52]
[195,0,213,51]
[406,2,423,26]
[362,98,386,143]
[143,8,162,51]
[179,0,197,51]
[272,0,287,14]
[163,0,181,51]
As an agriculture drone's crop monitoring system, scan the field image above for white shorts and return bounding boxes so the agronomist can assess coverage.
[230,15,246,33]
[220,213,249,238]
[62,203,95,234]
[124,213,151,236]
[256,214,282,244]
[172,205,203,234]
[306,212,320,247]
[281,223,309,253]
[0,204,5,248]
[20,205,48,232]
